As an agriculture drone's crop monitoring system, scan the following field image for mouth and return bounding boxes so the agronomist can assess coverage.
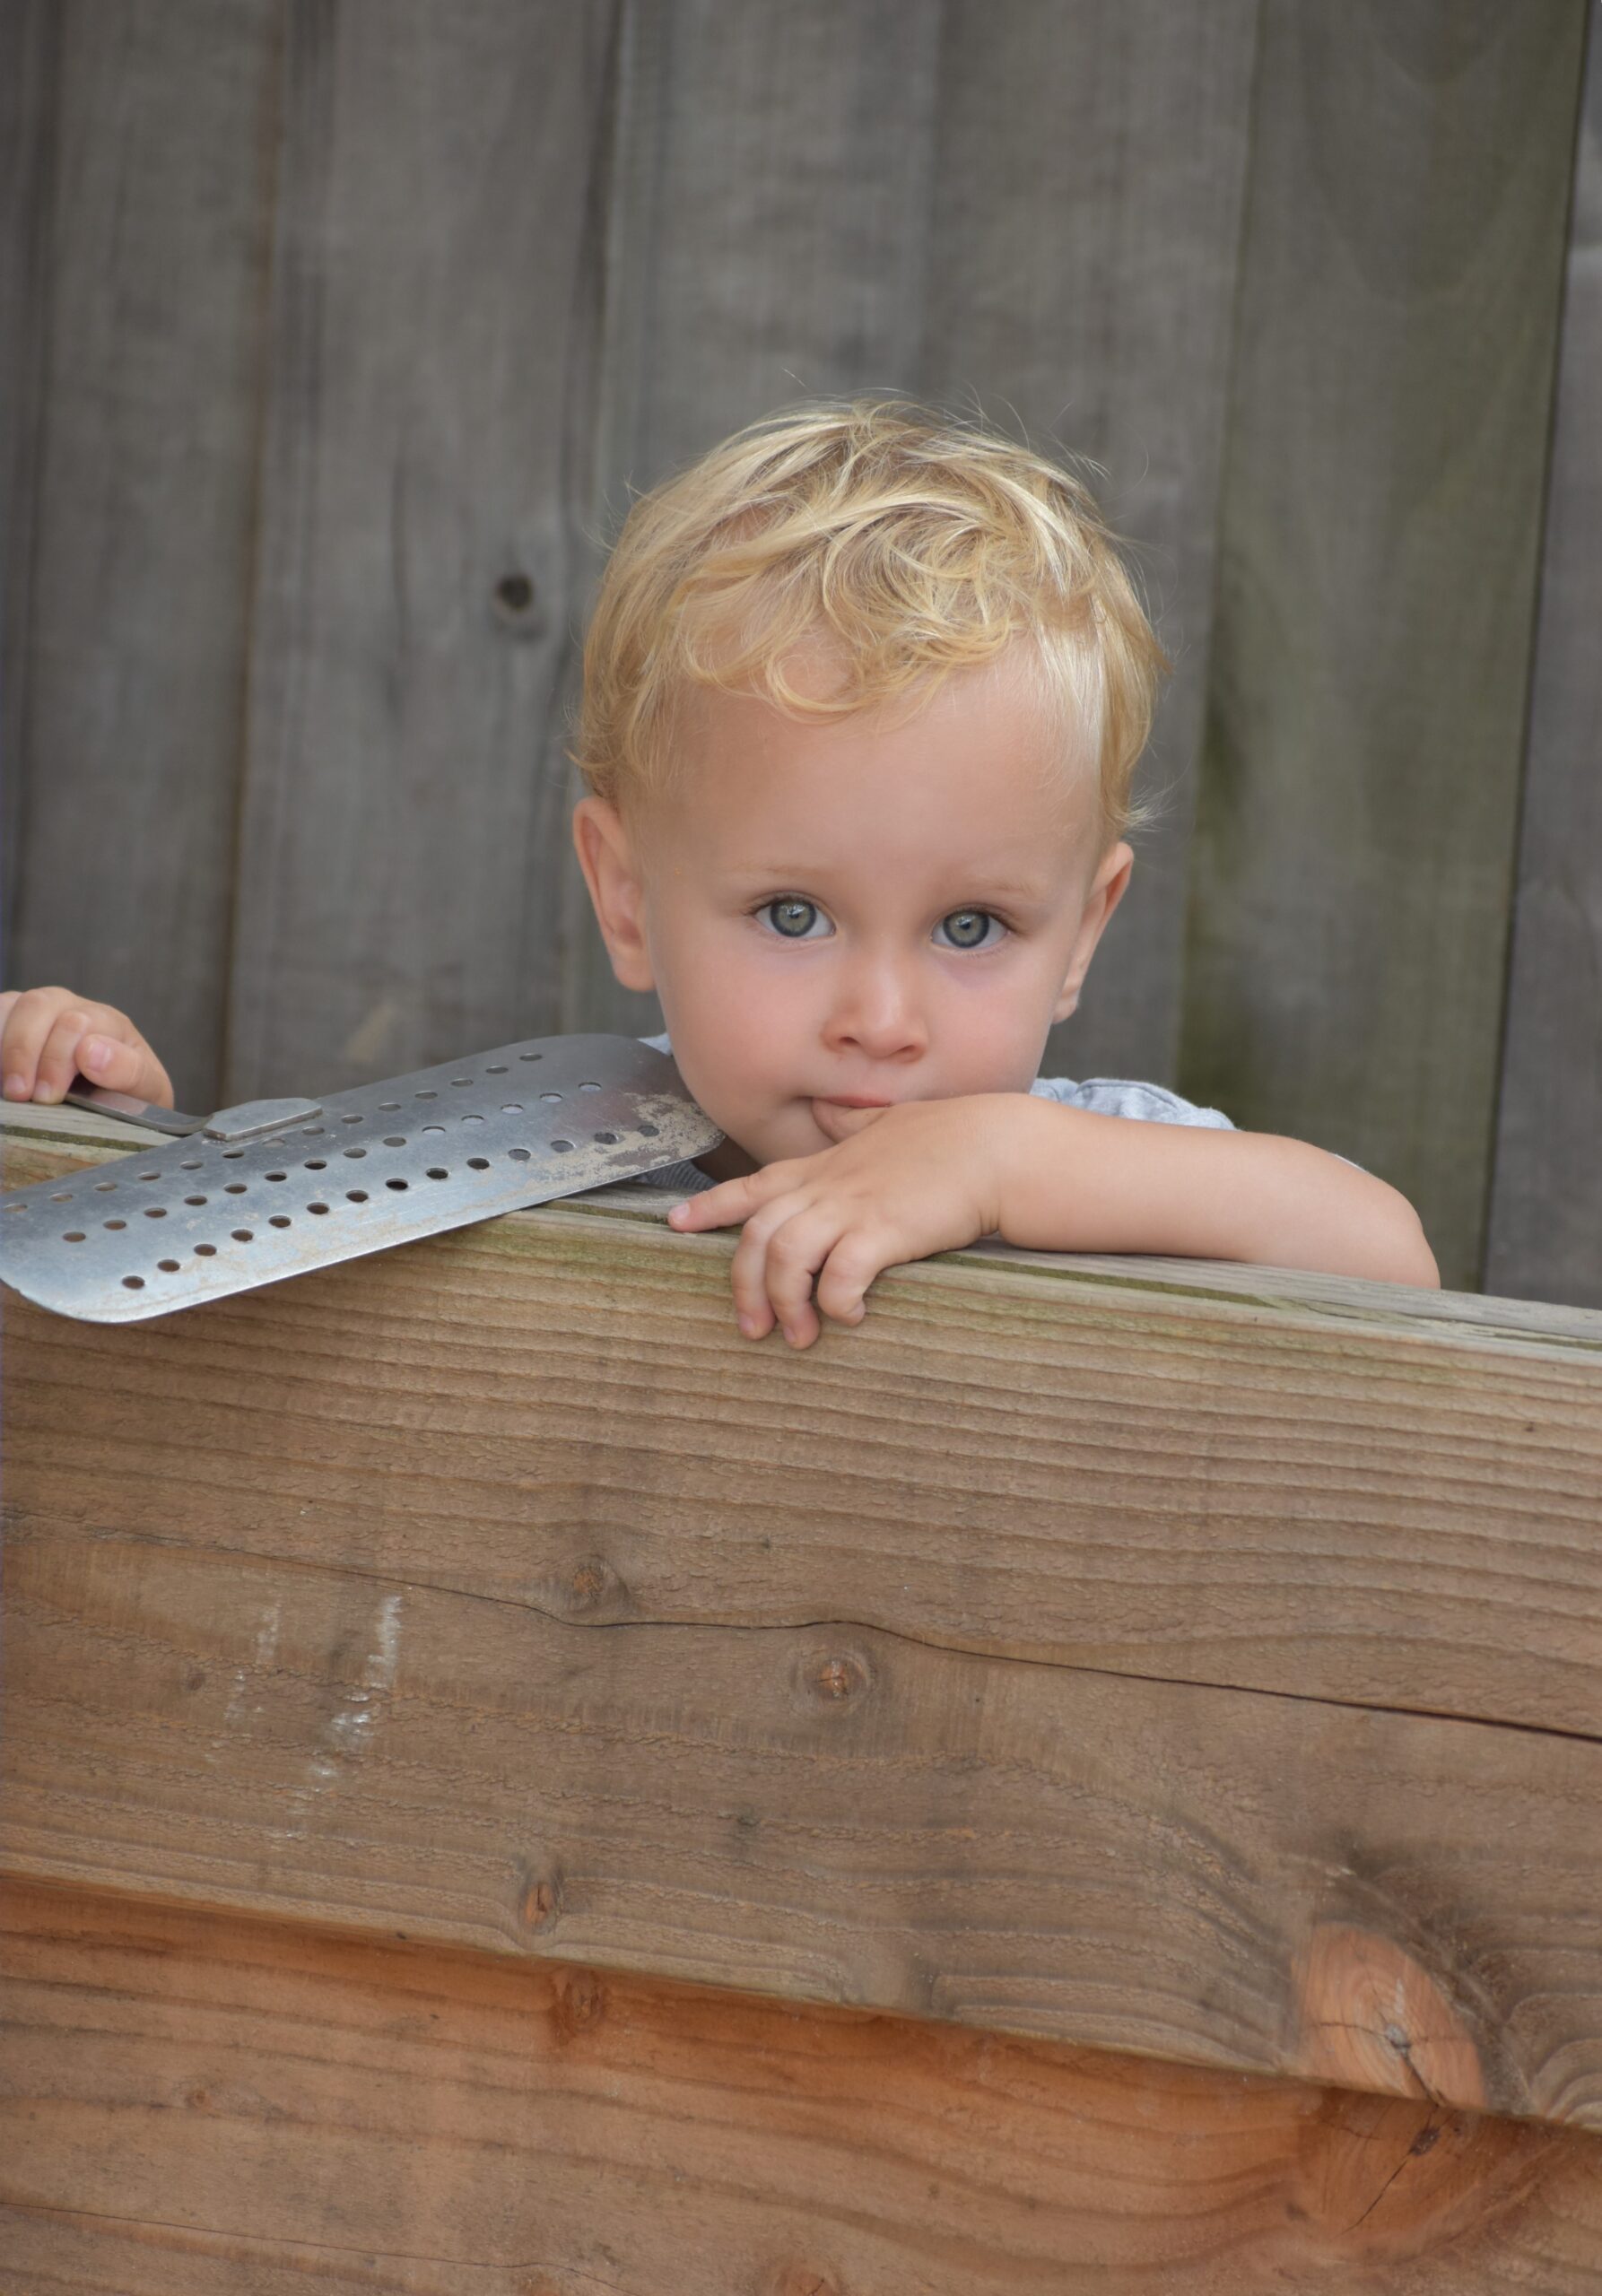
[813,1095,893,1109]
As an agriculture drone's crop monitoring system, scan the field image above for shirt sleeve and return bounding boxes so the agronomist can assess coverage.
[1030,1074,1236,1129]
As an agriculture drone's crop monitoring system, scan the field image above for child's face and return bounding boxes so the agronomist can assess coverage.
[573,644,1132,1175]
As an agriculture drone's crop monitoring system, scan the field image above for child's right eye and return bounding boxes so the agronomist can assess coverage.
[757,898,831,940]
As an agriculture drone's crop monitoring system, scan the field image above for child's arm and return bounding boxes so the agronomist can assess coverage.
[669,1093,1440,1349]
[0,986,174,1108]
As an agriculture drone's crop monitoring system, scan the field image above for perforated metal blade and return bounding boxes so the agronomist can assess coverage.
[0,1034,720,1324]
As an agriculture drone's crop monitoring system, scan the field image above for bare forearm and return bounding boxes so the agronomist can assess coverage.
[995,1097,1441,1288]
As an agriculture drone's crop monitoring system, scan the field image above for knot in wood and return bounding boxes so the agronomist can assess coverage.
[517,1867,561,1932]
[492,570,544,637]
[802,1649,870,1705]
[557,1554,629,1619]
[551,1966,606,2041]
[1295,1925,1486,2109]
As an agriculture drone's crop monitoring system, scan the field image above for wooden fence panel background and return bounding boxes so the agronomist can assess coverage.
[1,0,1595,1299]
[1486,23,1602,1308]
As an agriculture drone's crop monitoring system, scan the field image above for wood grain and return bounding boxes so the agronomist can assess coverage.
[4,1881,1599,2292]
[5,1122,1601,1744]
[1486,21,1602,1311]
[1180,0,1589,1291]
[921,0,1259,1091]
[0,0,58,952]
[224,0,617,1104]
[9,1509,1602,2123]
[0,0,281,1118]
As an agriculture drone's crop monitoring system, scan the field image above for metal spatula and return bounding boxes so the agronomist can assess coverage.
[0,1033,720,1324]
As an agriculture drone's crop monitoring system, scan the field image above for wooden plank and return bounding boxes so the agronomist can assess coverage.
[920,0,1259,1091]
[9,1512,1602,2124]
[1485,21,1602,1310]
[13,1096,1602,1340]
[1180,0,1589,1292]
[1,0,281,1118]
[562,0,946,1038]
[224,1,617,1103]
[5,1118,1601,1745]
[0,0,58,953]
[4,1882,1600,2292]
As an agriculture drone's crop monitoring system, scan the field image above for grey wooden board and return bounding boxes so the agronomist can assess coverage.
[1,0,281,1121]
[558,0,946,1040]
[1485,20,1602,1311]
[224,0,618,1103]
[0,0,58,956]
[1179,0,1589,1293]
[919,0,1259,1092]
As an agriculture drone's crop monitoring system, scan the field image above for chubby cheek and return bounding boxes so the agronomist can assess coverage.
[659,996,815,1164]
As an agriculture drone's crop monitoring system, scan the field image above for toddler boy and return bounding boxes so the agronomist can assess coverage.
[1,401,1438,1341]
[570,400,1437,1342]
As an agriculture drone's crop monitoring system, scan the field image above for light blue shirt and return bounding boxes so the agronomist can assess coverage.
[634,1032,1235,1195]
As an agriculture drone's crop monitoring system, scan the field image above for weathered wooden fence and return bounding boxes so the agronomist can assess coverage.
[4,1097,1602,2285]
[1,0,1597,1300]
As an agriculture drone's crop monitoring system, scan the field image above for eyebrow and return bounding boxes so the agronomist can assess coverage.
[962,879,1053,903]
[730,864,1055,904]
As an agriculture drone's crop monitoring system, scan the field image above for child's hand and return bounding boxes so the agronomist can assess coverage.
[0,986,174,1110]
[666,1097,1018,1348]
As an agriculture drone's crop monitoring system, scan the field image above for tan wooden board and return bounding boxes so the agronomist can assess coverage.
[6,1120,1601,1744]
[1179,0,1589,1289]
[4,1880,1600,2292]
[14,1100,1602,1344]
[9,1507,1602,2127]
[1487,23,1602,1312]
[0,0,280,1118]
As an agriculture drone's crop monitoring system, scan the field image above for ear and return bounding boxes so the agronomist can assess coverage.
[571,796,656,993]
[1051,841,1133,1024]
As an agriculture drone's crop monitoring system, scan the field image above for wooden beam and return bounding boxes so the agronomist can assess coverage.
[4,1880,1598,2293]
[8,1509,1602,2126]
[6,1109,1602,2130]
[7,1114,1601,1742]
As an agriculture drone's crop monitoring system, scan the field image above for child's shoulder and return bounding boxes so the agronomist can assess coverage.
[1031,1074,1235,1130]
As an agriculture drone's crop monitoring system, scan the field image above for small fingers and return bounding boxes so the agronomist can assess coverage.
[1,988,173,1108]
[814,1231,894,1326]
[35,1010,99,1101]
[751,1205,853,1349]
[2,987,81,1100]
[728,1198,805,1338]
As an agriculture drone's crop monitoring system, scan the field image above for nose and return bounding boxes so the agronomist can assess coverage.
[822,944,928,1063]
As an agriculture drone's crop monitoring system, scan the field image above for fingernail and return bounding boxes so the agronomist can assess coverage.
[84,1038,110,1071]
[4,1073,26,1099]
[738,1314,757,1338]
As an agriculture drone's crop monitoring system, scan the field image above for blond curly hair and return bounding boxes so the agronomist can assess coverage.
[572,399,1169,847]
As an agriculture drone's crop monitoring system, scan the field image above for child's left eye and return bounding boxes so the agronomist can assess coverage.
[935,909,1006,951]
